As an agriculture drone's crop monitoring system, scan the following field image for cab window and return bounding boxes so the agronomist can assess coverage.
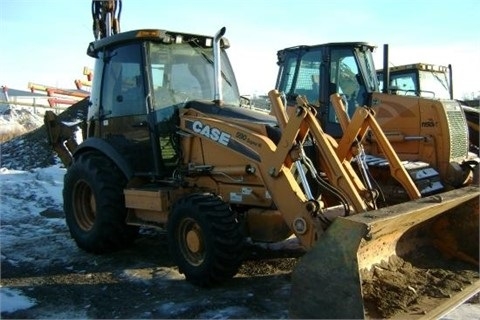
[101,43,146,117]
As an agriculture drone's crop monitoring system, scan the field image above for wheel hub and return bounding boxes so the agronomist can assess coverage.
[186,229,202,253]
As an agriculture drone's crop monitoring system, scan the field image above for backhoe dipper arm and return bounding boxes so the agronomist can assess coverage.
[92,0,122,40]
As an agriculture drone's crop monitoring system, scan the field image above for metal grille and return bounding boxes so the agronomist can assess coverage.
[445,102,469,161]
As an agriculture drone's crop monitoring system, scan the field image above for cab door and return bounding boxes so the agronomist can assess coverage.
[96,42,158,176]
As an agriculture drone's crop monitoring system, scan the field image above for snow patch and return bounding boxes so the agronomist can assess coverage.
[0,105,43,134]
[0,287,37,313]
[121,267,184,282]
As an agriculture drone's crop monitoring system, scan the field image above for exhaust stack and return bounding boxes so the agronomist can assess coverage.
[213,27,226,104]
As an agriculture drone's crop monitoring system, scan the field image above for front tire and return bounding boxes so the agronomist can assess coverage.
[63,152,138,253]
[167,193,244,287]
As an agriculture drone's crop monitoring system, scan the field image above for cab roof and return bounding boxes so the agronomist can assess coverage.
[277,42,377,54]
[87,29,230,57]
[378,63,449,73]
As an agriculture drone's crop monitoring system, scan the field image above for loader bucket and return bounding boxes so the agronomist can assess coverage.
[289,185,480,319]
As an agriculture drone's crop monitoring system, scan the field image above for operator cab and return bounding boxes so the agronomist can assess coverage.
[86,29,241,179]
[377,63,452,99]
[275,42,379,138]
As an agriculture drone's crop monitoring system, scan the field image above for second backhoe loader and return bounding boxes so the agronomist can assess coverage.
[275,42,479,193]
[44,2,479,318]
[274,42,479,318]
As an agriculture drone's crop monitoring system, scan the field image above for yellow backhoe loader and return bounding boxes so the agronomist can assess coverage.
[376,55,479,155]
[43,2,479,318]
[273,42,480,317]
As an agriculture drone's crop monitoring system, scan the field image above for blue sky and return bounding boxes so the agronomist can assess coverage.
[1,0,479,98]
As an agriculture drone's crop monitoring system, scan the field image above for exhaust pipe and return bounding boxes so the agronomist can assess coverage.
[448,64,454,99]
[213,27,226,104]
[382,44,390,94]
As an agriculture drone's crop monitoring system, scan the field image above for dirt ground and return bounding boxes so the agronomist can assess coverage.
[2,224,478,319]
[362,204,480,319]
[362,251,479,319]
[1,227,300,319]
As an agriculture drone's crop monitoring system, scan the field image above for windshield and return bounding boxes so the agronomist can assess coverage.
[418,70,450,99]
[148,42,240,110]
[380,69,451,99]
[330,46,379,112]
[381,71,417,95]
[354,46,379,92]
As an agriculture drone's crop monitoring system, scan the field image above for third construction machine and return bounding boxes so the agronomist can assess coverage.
[376,58,479,154]
[44,2,479,318]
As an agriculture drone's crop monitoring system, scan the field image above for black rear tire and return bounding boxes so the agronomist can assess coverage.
[63,152,138,253]
[167,193,244,287]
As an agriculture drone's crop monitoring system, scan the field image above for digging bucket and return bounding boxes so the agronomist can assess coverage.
[289,185,479,319]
